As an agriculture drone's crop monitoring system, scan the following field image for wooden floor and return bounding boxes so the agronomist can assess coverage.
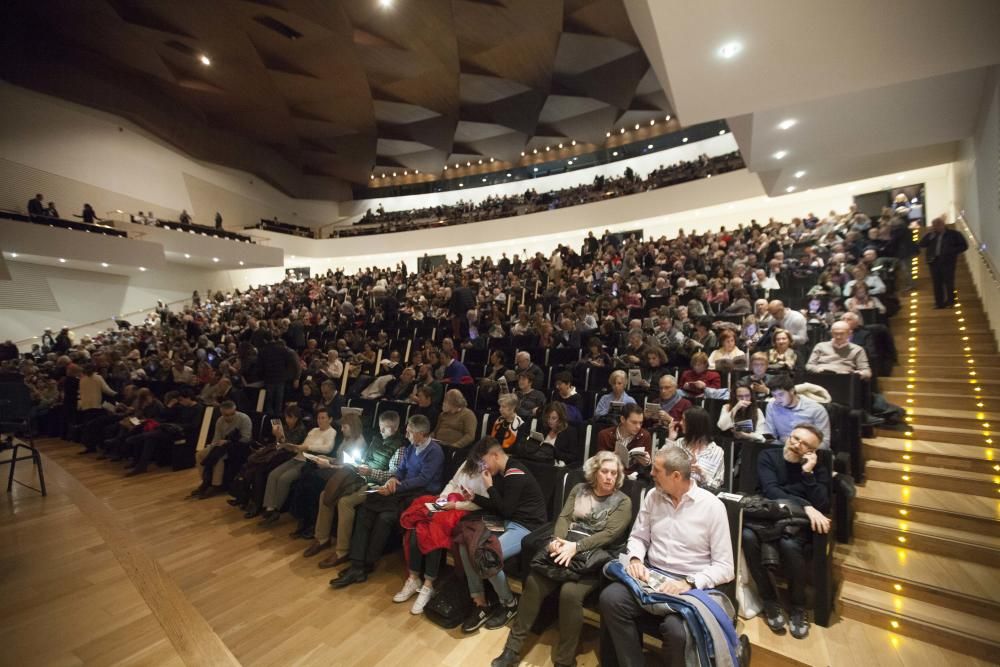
[1,441,989,667]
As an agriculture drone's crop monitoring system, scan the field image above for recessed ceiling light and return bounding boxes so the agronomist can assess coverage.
[239,260,244,266]
[481,178,486,182]
[414,169,419,174]
[478,160,482,164]
[58,258,66,263]
[612,151,619,156]
[558,143,563,149]
[718,129,726,135]
[199,55,211,66]
[571,140,576,146]
[489,158,494,163]
[138,266,147,272]
[545,146,550,151]
[369,175,374,180]
[392,172,397,177]
[717,41,742,59]
[682,137,689,143]
[521,151,526,156]
[532,149,538,154]
[773,150,788,159]
[649,119,655,126]
[634,123,640,130]
[455,163,460,168]
[647,144,653,149]
[212,257,219,263]
[378,0,393,8]
[184,253,191,258]
[778,118,797,130]
[459,182,464,187]
[10,252,17,258]
[794,170,806,178]
[100,262,109,268]
[619,128,625,134]
[665,115,671,121]
[506,172,512,177]
[606,132,611,138]
[443,165,448,170]
[403,170,408,175]
[785,186,796,193]
[380,173,385,178]
[533,167,538,172]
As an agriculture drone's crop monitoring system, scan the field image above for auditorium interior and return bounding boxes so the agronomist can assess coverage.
[1,1,999,666]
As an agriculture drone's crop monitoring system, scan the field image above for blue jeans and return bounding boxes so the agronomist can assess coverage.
[459,520,530,604]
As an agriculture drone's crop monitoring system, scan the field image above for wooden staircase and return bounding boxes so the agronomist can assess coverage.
[836,257,1000,661]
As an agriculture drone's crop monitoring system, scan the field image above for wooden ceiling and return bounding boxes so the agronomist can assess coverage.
[0,0,673,198]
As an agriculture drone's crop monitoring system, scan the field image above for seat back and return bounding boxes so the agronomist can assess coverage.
[0,382,34,425]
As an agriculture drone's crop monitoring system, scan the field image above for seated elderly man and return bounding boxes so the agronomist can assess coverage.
[766,300,808,346]
[599,447,734,667]
[806,320,871,380]
[190,400,252,499]
[764,375,831,449]
[646,375,692,431]
[509,351,545,390]
[742,424,830,639]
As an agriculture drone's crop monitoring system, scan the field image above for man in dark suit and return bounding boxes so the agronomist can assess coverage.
[27,193,45,217]
[919,217,968,308]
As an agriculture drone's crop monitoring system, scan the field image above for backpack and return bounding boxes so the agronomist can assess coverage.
[423,570,473,629]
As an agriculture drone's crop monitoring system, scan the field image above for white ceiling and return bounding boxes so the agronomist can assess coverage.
[624,0,1000,195]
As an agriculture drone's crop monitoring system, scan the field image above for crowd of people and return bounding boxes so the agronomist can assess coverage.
[339,152,745,237]
[3,197,936,665]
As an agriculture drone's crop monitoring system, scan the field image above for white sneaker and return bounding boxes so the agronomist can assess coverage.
[393,577,421,603]
[410,585,434,614]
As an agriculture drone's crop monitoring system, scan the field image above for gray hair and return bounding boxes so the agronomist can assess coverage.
[407,414,431,434]
[609,369,627,384]
[654,446,692,480]
[378,410,400,429]
[498,394,519,411]
[583,451,625,490]
[444,388,467,409]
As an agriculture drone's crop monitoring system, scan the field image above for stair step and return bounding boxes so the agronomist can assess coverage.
[863,437,999,475]
[839,581,1000,661]
[835,539,1000,620]
[864,460,999,496]
[886,391,1000,407]
[898,355,1000,367]
[893,333,995,347]
[876,423,990,446]
[853,511,1000,562]
[887,406,1000,429]
[887,365,1000,380]
[881,375,1000,389]
[855,480,1000,536]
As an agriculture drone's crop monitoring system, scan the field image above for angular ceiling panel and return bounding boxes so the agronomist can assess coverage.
[1,0,673,194]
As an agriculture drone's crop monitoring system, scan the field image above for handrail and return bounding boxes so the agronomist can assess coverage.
[954,212,1000,293]
[14,296,191,348]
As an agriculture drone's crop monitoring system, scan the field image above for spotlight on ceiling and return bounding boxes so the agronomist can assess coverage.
[465,162,470,166]
[545,146,550,151]
[634,123,640,130]
[403,170,408,175]
[649,119,655,126]
[718,129,726,135]
[239,260,244,266]
[414,169,419,174]
[571,140,576,146]
[619,128,625,134]
[138,266,147,272]
[378,0,393,8]
[682,137,689,143]
[455,163,459,168]
[199,55,211,66]
[532,149,538,154]
[489,157,494,163]
[370,175,374,180]
[392,172,397,177]
[58,258,66,263]
[785,186,796,193]
[665,115,671,121]
[777,118,797,130]
[558,143,563,149]
[443,165,448,170]
[212,257,220,263]
[606,132,611,138]
[521,151,526,156]
[773,150,788,159]
[184,253,191,258]
[101,262,109,268]
[717,41,742,59]
[477,159,482,164]
[794,170,806,178]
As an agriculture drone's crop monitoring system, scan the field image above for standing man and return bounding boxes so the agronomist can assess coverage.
[919,216,968,308]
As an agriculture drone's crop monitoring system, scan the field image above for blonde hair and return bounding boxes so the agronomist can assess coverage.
[583,451,625,490]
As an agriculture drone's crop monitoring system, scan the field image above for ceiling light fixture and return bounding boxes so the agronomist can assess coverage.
[606,132,611,137]
[58,258,66,263]
[212,257,220,263]
[649,119,655,126]
[786,186,796,193]
[138,266,147,272]
[455,163,459,168]
[545,146,550,151]
[239,260,244,266]
[459,183,464,187]
[612,151,619,156]
[717,41,743,59]
[184,253,191,258]
[370,175,374,180]
[773,150,788,159]
[378,0,393,8]
[619,128,625,134]
[682,137,689,143]
[392,172,397,177]
[380,173,385,178]
[521,151,526,156]
[477,159,482,164]
[571,140,576,146]
[634,123,640,130]
[414,169,419,174]
[101,262,109,268]
[665,115,671,121]
[466,161,470,166]
[558,143,563,149]
[199,55,211,66]
[647,144,653,149]
[506,173,512,177]
[533,149,538,154]
[10,253,16,258]
[718,129,726,135]
[777,118,797,130]
[533,167,538,172]
[481,178,487,182]
[443,165,448,170]
[794,170,806,178]
[403,170,408,175]
[489,158,494,163]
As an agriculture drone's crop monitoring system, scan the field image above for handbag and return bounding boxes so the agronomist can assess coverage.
[529,545,615,582]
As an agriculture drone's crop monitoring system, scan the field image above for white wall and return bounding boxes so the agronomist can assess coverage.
[341,134,740,219]
[0,82,341,229]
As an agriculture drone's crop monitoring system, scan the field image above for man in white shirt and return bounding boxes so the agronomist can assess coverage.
[767,300,808,346]
[599,448,734,667]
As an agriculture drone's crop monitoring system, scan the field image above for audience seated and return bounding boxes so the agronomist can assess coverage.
[493,451,631,667]
[764,376,831,449]
[659,407,726,492]
[594,370,636,419]
[191,400,252,499]
[259,407,337,525]
[742,424,831,639]
[599,447,734,667]
[717,384,767,442]
[806,321,872,380]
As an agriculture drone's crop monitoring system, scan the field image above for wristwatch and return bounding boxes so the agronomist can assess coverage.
[684,575,697,589]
